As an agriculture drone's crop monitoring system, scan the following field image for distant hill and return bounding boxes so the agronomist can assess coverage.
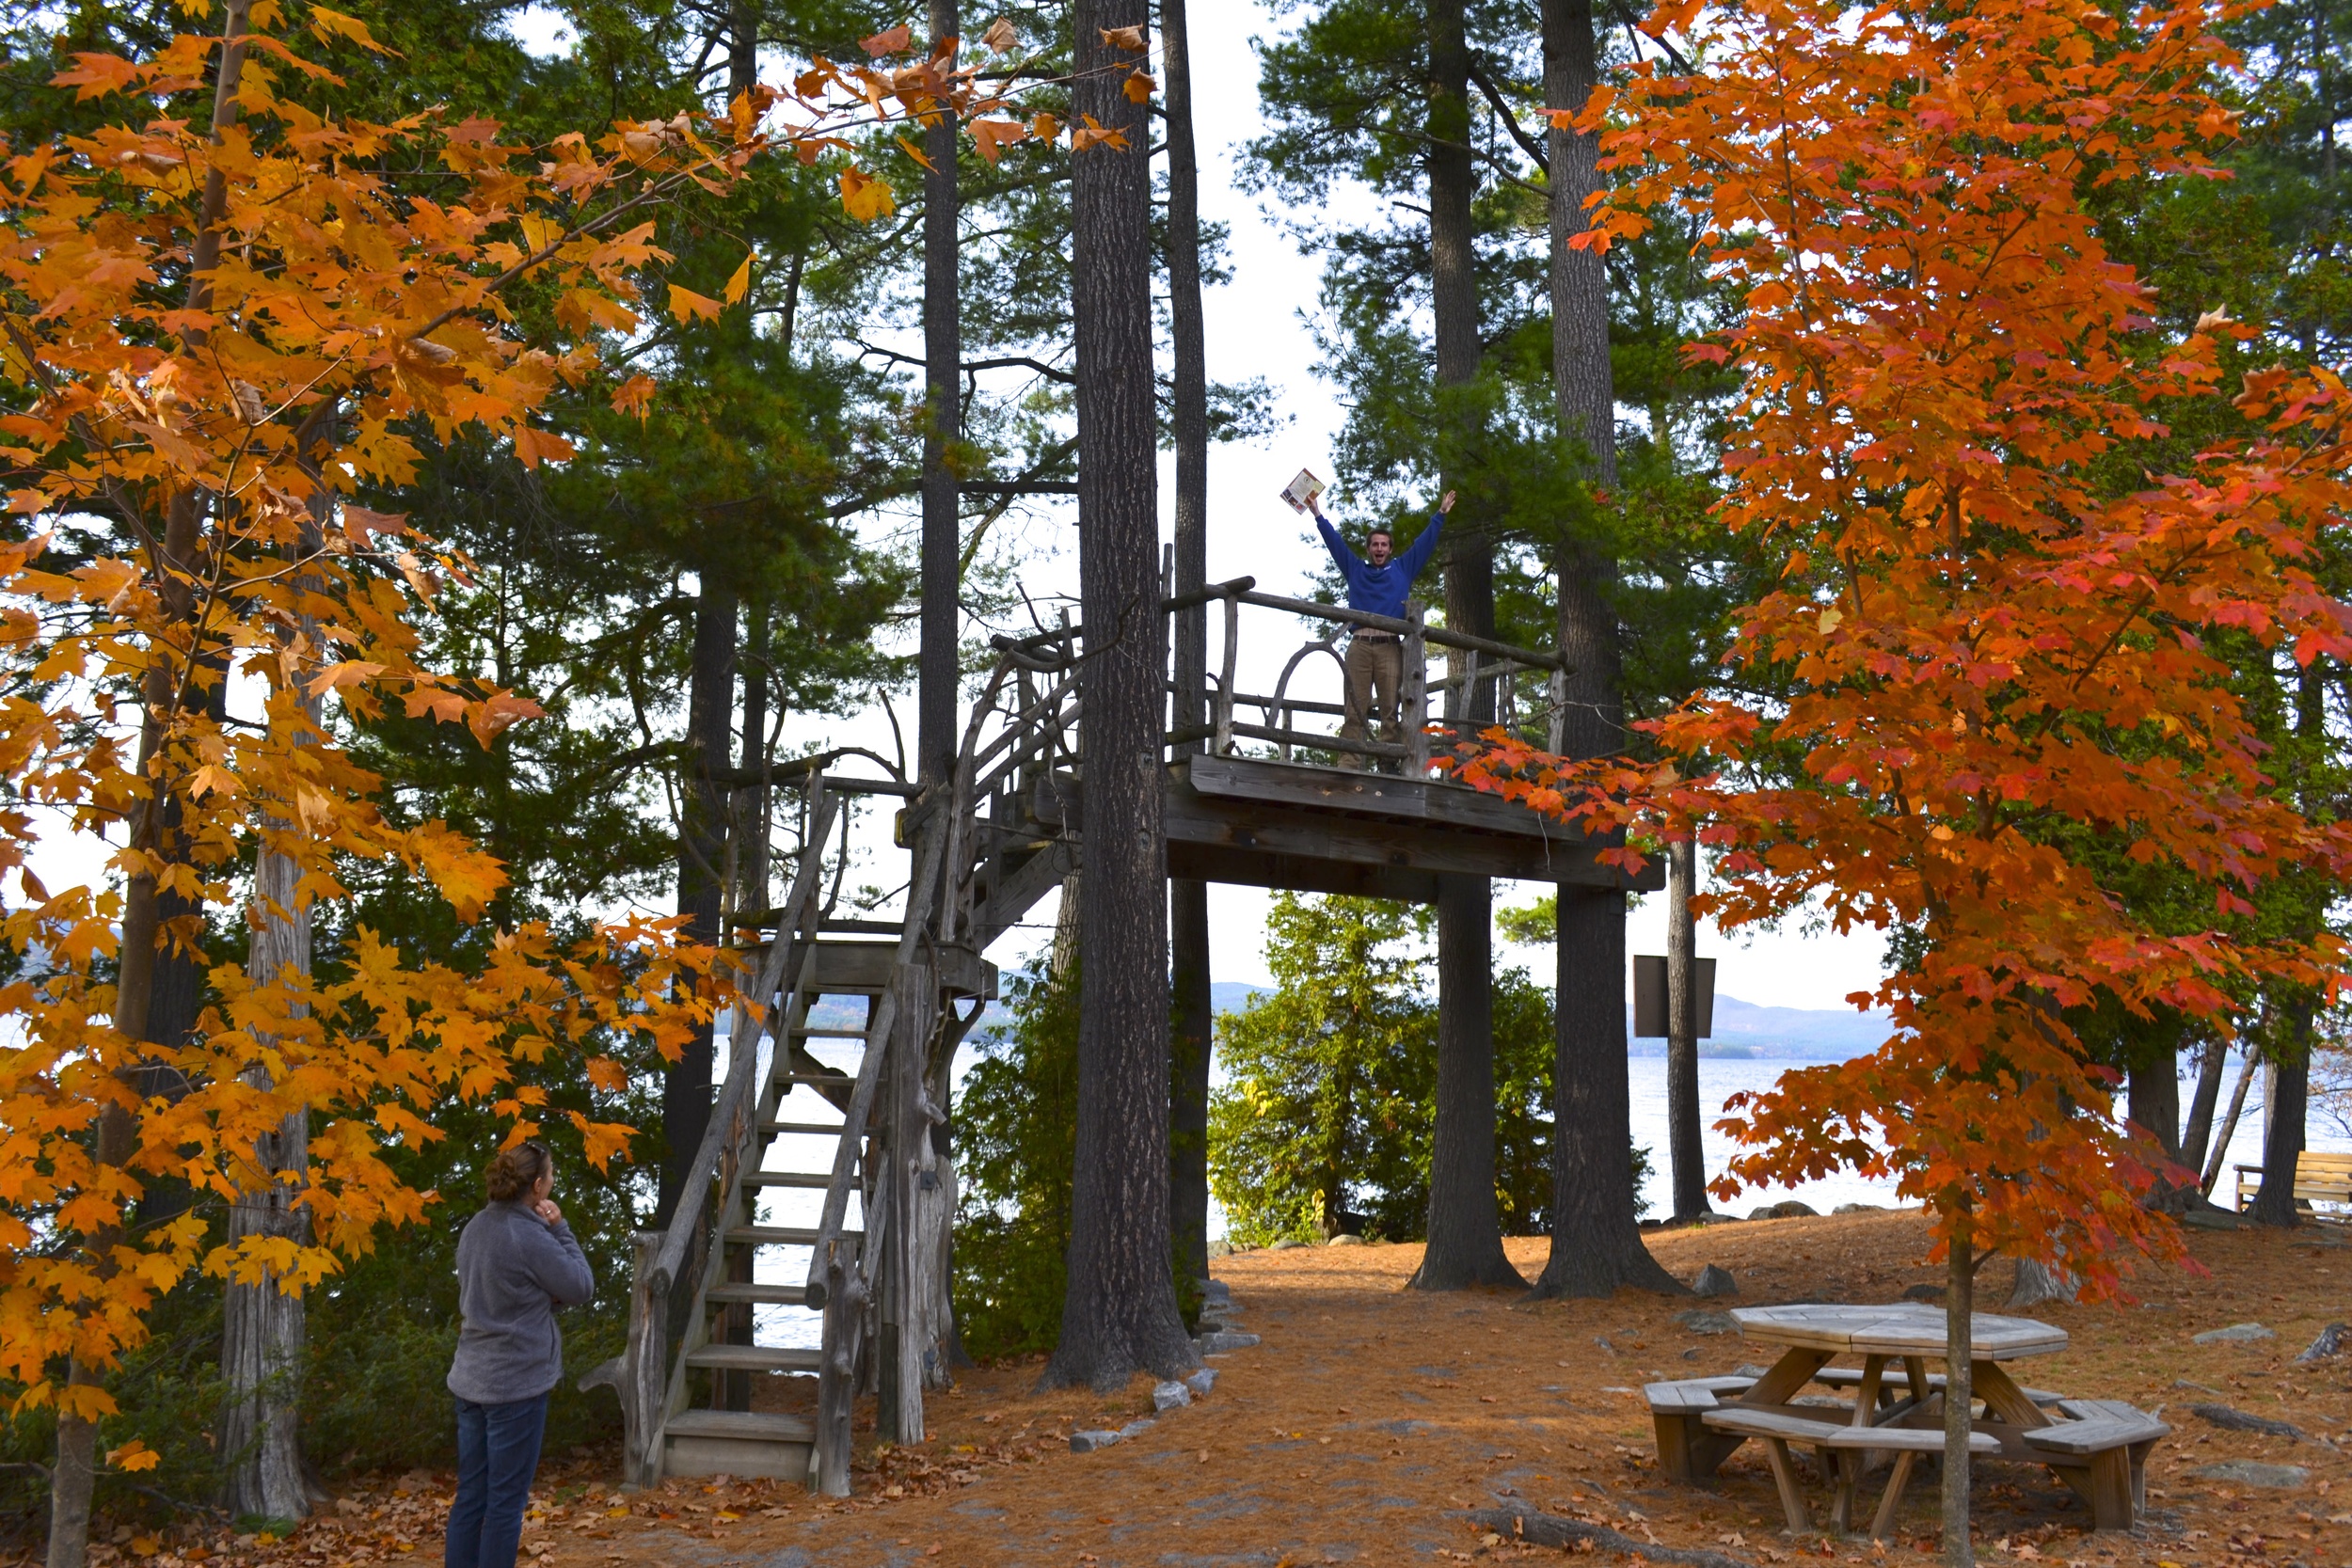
[818,978,1882,1062]
[1629,992,1892,1061]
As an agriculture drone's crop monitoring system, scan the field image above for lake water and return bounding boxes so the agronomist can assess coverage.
[1628,1053,2351,1218]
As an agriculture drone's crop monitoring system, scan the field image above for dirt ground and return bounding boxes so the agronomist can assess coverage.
[64,1211,2352,1568]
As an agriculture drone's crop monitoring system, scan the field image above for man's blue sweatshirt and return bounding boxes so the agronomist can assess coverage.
[1315,512,1445,622]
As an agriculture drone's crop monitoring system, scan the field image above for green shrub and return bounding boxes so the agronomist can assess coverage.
[951,957,1079,1360]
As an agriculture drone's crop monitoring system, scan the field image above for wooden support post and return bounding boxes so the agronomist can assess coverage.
[1215,590,1240,754]
[881,958,941,1444]
[1405,601,1429,774]
[811,1243,860,1496]
[1869,1450,1918,1540]
[580,1231,668,1489]
[1762,1437,1811,1533]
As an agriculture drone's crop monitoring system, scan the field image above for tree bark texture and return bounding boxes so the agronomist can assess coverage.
[1169,880,1213,1294]
[1534,0,1678,1299]
[2201,1045,2257,1195]
[918,0,963,786]
[2180,1039,2228,1180]
[660,582,736,1225]
[2005,1256,2077,1308]
[1665,834,1708,1220]
[2127,1047,2181,1160]
[2249,1009,2311,1227]
[736,600,771,916]
[1943,1225,1977,1568]
[881,958,939,1441]
[220,495,328,1523]
[1042,0,1197,1389]
[1412,0,1521,1293]
[53,10,248,1563]
[1164,0,1215,1300]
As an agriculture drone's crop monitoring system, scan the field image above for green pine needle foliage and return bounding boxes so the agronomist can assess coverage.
[952,958,1081,1361]
[1208,894,1646,1248]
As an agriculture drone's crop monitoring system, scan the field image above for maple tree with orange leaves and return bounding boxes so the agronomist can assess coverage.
[1460,0,2352,1551]
[0,3,1053,1555]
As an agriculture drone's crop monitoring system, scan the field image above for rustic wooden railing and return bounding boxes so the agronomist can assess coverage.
[987,578,1570,772]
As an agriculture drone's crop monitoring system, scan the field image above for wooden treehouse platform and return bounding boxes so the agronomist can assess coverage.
[585,575,1650,1497]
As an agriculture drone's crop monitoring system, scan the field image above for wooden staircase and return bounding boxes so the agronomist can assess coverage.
[588,742,1047,1493]
[583,581,1624,1495]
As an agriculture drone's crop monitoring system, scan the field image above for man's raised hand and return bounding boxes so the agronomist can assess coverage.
[1439,490,1458,513]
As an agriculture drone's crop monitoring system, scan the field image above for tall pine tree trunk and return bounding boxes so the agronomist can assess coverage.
[1665,834,1708,1219]
[1534,0,1680,1297]
[51,9,249,1563]
[2251,663,2324,1228]
[1163,0,1216,1303]
[2128,1049,2182,1161]
[1042,0,1197,1389]
[918,0,963,788]
[1412,0,1522,1293]
[2249,1009,2311,1227]
[660,581,735,1224]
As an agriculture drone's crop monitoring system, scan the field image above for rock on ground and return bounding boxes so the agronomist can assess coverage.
[2192,1322,2276,1344]
[2188,1461,2311,1489]
[1152,1381,1192,1411]
[1691,1264,1738,1298]
[2294,1322,2347,1363]
[2188,1403,2309,1441]
[1672,1309,1738,1335]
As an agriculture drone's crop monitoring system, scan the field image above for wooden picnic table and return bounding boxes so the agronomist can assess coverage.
[1648,1302,2165,1537]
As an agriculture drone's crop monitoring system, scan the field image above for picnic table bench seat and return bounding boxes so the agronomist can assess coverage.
[1700,1405,1999,1538]
[1645,1376,1756,1413]
[2023,1401,2170,1526]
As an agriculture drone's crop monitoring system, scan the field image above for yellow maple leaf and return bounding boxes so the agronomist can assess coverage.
[668,283,723,324]
[839,166,896,222]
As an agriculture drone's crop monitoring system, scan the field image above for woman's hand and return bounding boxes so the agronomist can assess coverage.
[533,1197,564,1227]
[1439,490,1458,514]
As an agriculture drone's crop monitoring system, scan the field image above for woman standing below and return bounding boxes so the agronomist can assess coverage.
[444,1141,595,1568]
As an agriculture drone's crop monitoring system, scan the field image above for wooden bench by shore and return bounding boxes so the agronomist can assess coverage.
[2234,1151,2352,1220]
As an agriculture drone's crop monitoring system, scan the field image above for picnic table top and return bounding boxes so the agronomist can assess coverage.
[1730,1302,2069,1360]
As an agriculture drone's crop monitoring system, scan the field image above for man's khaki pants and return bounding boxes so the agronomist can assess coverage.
[1339,634,1403,768]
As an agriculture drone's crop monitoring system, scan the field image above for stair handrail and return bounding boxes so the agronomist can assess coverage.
[645,779,841,1304]
[612,779,838,1485]
[802,817,948,1308]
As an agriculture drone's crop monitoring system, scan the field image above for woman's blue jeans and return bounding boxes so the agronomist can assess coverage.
[445,1392,548,1568]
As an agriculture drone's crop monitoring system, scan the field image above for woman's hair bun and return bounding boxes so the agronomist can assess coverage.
[486,1140,551,1202]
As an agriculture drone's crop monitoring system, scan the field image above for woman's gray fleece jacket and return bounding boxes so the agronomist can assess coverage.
[446,1199,596,1404]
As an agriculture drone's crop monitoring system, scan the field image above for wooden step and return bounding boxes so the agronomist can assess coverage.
[725,1225,858,1246]
[739,1170,834,1190]
[663,1409,815,1481]
[789,1025,870,1039]
[761,1120,851,1136]
[665,1409,816,1443]
[705,1281,814,1306]
[685,1343,822,1372]
[774,1071,860,1086]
